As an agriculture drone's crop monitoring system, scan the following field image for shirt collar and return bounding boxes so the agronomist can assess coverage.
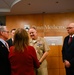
[72,34,74,37]
[0,38,6,46]
[30,37,40,44]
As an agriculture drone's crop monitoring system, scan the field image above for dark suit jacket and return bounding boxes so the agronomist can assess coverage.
[62,35,74,68]
[0,41,11,75]
[7,38,13,48]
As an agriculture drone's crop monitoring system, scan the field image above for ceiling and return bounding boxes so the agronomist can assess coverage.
[0,0,74,16]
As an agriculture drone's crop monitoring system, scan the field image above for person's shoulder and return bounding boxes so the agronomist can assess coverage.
[0,41,2,43]
[0,41,3,46]
[7,38,12,42]
[38,37,46,42]
[0,40,4,46]
[9,46,14,51]
[38,36,44,40]
[65,35,69,39]
[28,45,35,49]
[27,46,35,52]
[63,35,69,41]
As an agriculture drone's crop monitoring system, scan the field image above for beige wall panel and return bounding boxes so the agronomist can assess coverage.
[6,14,44,37]
[6,13,74,37]
[58,46,62,57]
[43,13,74,37]
[59,57,65,69]
[47,57,59,69]
[47,46,59,57]
[59,69,66,75]
[48,69,59,75]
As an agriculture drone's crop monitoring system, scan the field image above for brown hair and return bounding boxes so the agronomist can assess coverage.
[10,28,16,33]
[13,28,29,52]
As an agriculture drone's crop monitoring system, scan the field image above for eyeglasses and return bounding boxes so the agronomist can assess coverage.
[66,27,74,29]
[3,31,9,33]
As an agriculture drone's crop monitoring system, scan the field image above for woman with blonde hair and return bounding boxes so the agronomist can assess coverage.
[9,28,40,75]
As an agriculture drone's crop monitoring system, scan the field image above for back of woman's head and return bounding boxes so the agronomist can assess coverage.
[14,28,29,52]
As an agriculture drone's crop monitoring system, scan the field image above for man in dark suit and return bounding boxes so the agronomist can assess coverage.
[7,29,16,48]
[0,26,11,75]
[62,23,74,75]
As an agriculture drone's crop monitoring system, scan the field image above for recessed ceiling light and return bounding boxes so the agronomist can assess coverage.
[56,1,59,3]
[28,3,31,5]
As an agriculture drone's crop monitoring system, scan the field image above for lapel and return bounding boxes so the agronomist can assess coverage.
[68,36,74,47]
[71,36,74,43]
[0,41,9,52]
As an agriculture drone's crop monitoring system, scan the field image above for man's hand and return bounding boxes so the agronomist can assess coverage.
[64,60,71,68]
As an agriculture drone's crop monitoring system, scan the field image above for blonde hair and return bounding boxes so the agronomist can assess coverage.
[13,28,29,52]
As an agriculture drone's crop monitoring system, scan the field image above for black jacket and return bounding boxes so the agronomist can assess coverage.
[7,38,13,48]
[62,35,74,68]
[0,41,11,75]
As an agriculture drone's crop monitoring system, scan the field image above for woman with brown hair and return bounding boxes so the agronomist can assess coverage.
[9,28,40,75]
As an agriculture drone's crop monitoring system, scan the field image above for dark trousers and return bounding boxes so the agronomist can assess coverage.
[65,67,74,75]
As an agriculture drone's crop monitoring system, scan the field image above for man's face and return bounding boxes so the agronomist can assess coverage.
[1,27,9,40]
[28,28,37,40]
[66,23,74,35]
[11,30,15,38]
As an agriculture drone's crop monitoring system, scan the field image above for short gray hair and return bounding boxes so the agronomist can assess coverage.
[0,26,6,32]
